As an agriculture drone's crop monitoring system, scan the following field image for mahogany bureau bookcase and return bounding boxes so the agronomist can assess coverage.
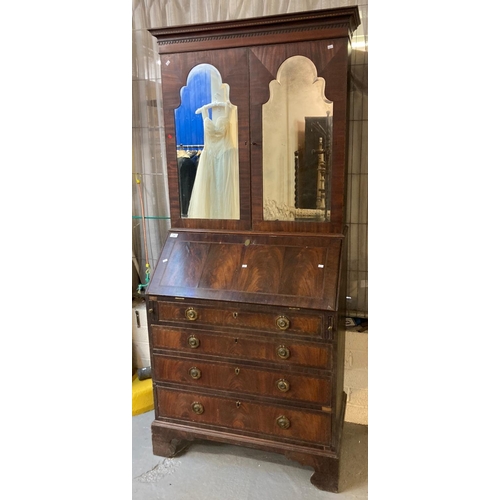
[145,7,360,493]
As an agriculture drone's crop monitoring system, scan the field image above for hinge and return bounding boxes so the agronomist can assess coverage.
[147,301,156,321]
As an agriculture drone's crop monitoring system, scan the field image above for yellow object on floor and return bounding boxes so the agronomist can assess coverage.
[132,373,154,416]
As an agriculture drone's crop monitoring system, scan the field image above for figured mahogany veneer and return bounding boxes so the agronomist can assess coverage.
[146,7,359,494]
[155,301,324,336]
[147,231,342,310]
[156,387,332,445]
[153,354,332,405]
[151,325,332,369]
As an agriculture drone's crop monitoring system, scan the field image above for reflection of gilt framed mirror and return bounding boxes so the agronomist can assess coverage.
[175,64,240,220]
[263,56,333,222]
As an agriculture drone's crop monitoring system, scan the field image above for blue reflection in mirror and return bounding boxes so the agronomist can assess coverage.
[175,64,240,220]
[175,64,218,147]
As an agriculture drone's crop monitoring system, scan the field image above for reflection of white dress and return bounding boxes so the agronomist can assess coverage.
[187,107,239,219]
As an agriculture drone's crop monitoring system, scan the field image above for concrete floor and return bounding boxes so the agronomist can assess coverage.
[133,410,367,499]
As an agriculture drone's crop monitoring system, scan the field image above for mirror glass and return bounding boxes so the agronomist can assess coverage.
[262,56,333,222]
[175,64,240,219]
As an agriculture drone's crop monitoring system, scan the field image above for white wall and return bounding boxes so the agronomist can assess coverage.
[345,329,368,424]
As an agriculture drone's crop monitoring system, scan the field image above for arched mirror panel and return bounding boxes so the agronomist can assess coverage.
[175,63,240,220]
[262,56,333,222]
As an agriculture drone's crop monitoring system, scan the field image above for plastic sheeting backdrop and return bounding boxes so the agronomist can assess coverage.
[132,0,368,318]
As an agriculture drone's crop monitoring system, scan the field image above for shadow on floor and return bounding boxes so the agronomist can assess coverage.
[133,411,367,500]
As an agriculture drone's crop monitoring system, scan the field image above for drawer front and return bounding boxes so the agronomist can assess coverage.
[153,355,331,405]
[151,325,332,369]
[156,387,331,445]
[157,301,323,336]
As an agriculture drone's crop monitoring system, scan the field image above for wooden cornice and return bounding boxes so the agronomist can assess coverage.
[149,7,361,54]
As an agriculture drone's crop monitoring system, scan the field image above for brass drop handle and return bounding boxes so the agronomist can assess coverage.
[191,402,204,415]
[187,335,200,349]
[189,367,201,380]
[276,345,290,360]
[276,315,290,330]
[276,379,290,392]
[276,415,290,429]
[185,307,198,321]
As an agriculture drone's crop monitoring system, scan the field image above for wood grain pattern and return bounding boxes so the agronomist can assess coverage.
[198,244,243,290]
[232,245,284,293]
[161,241,210,288]
[151,325,332,369]
[156,301,323,336]
[148,231,343,310]
[145,8,360,494]
[153,354,331,404]
[156,387,331,445]
[278,247,327,298]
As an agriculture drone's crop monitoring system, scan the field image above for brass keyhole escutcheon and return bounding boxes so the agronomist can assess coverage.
[232,312,238,319]
[276,345,290,360]
[189,367,201,380]
[276,415,290,429]
[191,402,204,415]
[185,307,198,321]
[276,379,290,392]
[276,315,290,330]
[235,367,240,375]
[236,401,241,408]
[188,335,200,349]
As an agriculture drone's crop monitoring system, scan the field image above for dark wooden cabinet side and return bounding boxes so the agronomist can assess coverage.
[146,7,360,494]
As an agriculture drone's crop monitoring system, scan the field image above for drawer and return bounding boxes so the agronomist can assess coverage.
[156,387,331,445]
[153,354,331,405]
[151,325,332,370]
[156,301,324,336]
